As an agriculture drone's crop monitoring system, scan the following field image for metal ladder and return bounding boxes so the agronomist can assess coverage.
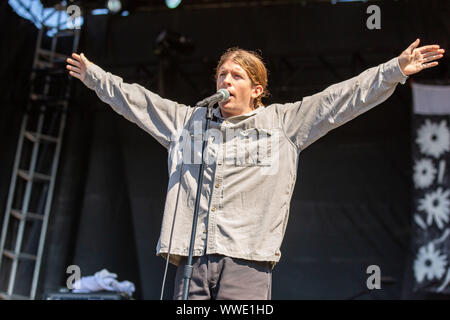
[0,14,81,300]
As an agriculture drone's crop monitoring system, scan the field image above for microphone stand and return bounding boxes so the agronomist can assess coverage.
[182,101,215,300]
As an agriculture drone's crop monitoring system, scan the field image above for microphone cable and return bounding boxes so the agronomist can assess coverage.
[160,109,197,300]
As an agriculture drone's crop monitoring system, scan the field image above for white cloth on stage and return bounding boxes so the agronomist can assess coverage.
[72,269,135,296]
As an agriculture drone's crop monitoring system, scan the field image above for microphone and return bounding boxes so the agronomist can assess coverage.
[195,89,230,107]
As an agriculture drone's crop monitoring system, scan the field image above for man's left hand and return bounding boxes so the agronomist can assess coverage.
[398,38,445,76]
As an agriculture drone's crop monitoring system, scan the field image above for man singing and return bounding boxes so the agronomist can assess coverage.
[66,39,444,299]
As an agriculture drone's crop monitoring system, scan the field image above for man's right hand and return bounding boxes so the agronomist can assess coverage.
[66,53,91,82]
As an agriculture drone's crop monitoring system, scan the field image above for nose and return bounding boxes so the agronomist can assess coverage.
[223,73,233,86]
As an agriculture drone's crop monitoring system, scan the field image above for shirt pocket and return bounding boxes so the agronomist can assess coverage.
[178,132,203,165]
[233,128,274,167]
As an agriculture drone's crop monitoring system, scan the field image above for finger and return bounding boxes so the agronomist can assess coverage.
[407,38,420,52]
[66,65,81,73]
[71,53,82,61]
[66,58,81,67]
[68,70,81,79]
[422,49,445,58]
[418,45,441,53]
[422,54,444,63]
[80,53,89,64]
[422,61,439,69]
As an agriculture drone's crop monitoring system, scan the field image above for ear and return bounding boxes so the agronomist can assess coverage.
[251,84,264,99]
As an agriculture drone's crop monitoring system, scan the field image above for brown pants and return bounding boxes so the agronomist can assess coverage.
[173,254,272,300]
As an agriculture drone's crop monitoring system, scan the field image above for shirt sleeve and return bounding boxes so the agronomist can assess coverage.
[82,62,192,150]
[281,57,409,152]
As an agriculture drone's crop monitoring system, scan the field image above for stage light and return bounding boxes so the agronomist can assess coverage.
[92,8,109,15]
[166,0,182,9]
[107,0,122,13]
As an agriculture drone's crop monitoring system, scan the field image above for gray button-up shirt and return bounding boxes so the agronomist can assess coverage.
[82,57,408,267]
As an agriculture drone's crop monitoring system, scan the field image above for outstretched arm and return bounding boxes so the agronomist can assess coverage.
[281,39,445,151]
[66,53,193,150]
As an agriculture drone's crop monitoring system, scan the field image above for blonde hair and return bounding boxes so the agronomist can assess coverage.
[215,47,269,108]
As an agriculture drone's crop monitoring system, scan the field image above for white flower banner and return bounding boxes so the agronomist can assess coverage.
[411,83,450,294]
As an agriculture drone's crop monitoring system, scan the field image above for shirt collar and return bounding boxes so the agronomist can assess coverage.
[212,105,265,121]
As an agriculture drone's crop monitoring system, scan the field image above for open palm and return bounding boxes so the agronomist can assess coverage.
[66,53,91,82]
[398,39,445,76]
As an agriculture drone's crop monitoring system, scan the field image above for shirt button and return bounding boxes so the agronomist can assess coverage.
[215,184,220,188]
[211,207,216,212]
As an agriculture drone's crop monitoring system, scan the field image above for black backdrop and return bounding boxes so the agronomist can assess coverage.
[0,0,449,299]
